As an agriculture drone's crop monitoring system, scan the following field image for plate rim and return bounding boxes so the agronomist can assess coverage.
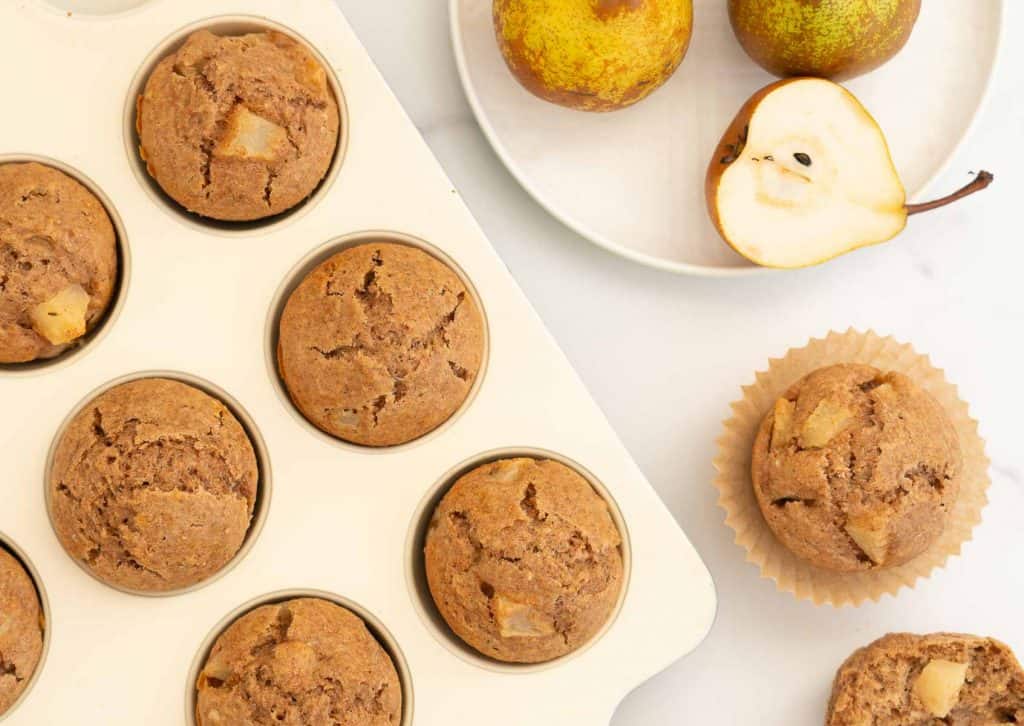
[448,0,1007,278]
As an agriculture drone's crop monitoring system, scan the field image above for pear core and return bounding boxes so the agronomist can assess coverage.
[708,78,907,268]
[494,0,693,111]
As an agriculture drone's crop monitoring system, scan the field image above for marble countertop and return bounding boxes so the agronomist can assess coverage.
[336,2,1024,723]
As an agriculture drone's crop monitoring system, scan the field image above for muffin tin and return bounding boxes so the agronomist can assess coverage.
[0,0,715,723]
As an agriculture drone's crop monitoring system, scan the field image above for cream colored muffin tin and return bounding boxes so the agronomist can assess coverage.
[0,1,715,723]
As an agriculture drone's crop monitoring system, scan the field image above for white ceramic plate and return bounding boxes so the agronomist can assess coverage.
[451,0,1005,276]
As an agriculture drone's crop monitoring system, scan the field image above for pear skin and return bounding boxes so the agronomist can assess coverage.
[728,0,921,81]
[493,0,693,112]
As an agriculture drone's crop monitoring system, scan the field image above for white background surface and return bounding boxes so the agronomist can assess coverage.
[335,1,1024,724]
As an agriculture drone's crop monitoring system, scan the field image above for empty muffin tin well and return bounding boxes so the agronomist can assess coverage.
[122,15,349,235]
[43,370,272,598]
[405,447,632,674]
[264,230,491,454]
[185,588,414,726]
[0,154,131,377]
[0,533,51,724]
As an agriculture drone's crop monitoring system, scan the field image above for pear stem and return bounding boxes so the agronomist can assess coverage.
[905,171,994,216]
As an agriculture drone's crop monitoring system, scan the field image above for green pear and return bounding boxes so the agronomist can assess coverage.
[728,0,921,80]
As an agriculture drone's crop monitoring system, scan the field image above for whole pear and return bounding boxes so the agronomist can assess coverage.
[494,0,693,112]
[728,0,921,80]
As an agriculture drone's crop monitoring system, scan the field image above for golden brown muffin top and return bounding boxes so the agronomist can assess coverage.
[49,378,258,592]
[752,364,962,572]
[196,598,401,726]
[137,29,339,221]
[278,242,485,447]
[0,547,43,716]
[828,633,1024,724]
[0,162,118,363]
[425,458,623,663]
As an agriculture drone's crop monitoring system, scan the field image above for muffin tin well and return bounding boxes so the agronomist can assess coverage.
[122,15,350,235]
[0,533,51,724]
[265,230,490,454]
[405,447,631,674]
[42,370,272,598]
[0,1,715,723]
[0,154,131,377]
[185,588,414,725]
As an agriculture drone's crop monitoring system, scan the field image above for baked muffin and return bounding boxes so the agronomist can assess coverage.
[278,242,485,447]
[49,378,259,592]
[0,162,118,363]
[195,598,402,725]
[137,29,339,221]
[751,364,962,572]
[0,547,44,716]
[425,457,623,663]
[828,633,1024,724]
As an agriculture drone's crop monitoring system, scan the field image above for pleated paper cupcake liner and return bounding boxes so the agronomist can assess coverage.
[713,329,989,607]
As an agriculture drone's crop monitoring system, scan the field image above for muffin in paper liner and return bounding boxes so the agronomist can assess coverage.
[713,329,989,606]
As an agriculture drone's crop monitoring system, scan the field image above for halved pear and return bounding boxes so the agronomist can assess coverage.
[706,78,993,268]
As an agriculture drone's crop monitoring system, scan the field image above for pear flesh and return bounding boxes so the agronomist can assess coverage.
[706,78,993,268]
[709,78,905,268]
[29,284,91,346]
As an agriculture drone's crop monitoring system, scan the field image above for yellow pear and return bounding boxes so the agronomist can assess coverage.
[493,0,693,112]
[705,78,993,268]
